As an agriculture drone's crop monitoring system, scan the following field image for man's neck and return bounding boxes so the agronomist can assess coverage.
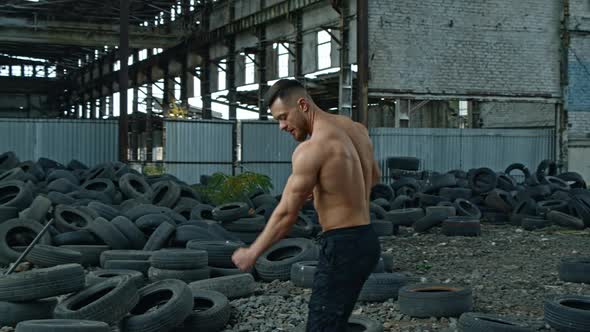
[307,106,321,136]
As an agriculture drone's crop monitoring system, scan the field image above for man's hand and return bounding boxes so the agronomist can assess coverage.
[232,247,258,272]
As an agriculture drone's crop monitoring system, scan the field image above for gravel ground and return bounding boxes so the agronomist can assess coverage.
[2,223,589,332]
[222,223,590,332]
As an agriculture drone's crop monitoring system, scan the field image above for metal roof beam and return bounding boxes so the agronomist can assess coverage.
[0,17,184,48]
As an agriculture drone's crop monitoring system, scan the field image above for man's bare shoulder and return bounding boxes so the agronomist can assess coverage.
[292,140,322,161]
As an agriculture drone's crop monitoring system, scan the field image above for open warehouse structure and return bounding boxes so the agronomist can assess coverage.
[1,1,590,332]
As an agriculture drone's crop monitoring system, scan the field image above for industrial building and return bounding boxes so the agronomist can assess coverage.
[1,1,590,331]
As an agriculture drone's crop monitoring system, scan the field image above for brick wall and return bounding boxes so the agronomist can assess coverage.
[477,102,555,128]
[567,36,590,112]
[368,0,562,98]
[568,111,590,139]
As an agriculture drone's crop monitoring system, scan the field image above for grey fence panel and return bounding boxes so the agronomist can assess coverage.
[369,127,555,183]
[459,129,555,172]
[240,121,298,162]
[0,118,118,166]
[0,119,36,161]
[164,120,234,185]
[240,121,298,195]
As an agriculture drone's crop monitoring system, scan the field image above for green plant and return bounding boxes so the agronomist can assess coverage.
[192,171,273,205]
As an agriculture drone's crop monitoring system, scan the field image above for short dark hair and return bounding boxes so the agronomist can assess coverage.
[263,79,306,110]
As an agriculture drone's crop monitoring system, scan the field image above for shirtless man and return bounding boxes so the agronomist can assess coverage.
[232,79,382,331]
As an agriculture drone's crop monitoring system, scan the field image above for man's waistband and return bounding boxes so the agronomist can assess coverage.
[317,223,373,239]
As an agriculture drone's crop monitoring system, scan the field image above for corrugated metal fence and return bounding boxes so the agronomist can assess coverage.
[163,119,234,185]
[0,118,555,193]
[370,128,556,183]
[240,121,298,195]
[171,121,554,191]
[0,118,118,166]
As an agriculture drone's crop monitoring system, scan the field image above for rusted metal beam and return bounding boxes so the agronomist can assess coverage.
[119,0,130,162]
[0,17,183,48]
[356,0,368,126]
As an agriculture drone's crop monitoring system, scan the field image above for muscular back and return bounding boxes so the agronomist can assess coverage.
[309,114,377,231]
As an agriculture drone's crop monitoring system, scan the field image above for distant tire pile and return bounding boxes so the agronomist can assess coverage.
[370,158,589,236]
[379,157,590,330]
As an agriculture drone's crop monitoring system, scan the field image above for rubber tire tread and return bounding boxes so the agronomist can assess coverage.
[0,298,57,327]
[186,240,243,268]
[15,319,109,332]
[174,289,231,332]
[54,205,95,232]
[211,202,250,222]
[254,238,319,281]
[87,201,120,221]
[100,250,153,268]
[85,269,145,289]
[119,173,153,199]
[121,279,193,332]
[53,275,139,324]
[385,208,425,226]
[0,218,51,265]
[25,244,83,267]
[442,219,481,236]
[398,283,473,318]
[111,216,147,249]
[149,249,208,270]
[543,295,590,331]
[188,273,256,300]
[358,273,408,302]
[558,256,590,283]
[86,217,130,250]
[148,266,210,283]
[143,221,176,251]
[0,264,85,302]
[547,210,585,229]
[60,245,109,267]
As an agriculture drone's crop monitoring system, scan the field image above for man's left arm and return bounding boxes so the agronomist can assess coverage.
[232,144,322,271]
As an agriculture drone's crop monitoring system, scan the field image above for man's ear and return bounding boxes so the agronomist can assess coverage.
[298,98,308,112]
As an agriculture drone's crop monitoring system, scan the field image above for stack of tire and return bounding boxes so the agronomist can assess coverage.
[0,264,86,327]
[4,262,232,332]
[213,189,317,244]
[372,157,589,235]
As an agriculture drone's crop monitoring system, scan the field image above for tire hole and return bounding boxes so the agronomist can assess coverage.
[130,289,174,315]
[268,246,302,261]
[70,286,116,310]
[561,299,590,311]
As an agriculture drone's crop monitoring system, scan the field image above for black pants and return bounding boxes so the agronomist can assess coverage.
[306,224,381,332]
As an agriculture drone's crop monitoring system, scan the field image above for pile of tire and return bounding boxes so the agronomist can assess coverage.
[0,151,328,330]
[370,158,589,235]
